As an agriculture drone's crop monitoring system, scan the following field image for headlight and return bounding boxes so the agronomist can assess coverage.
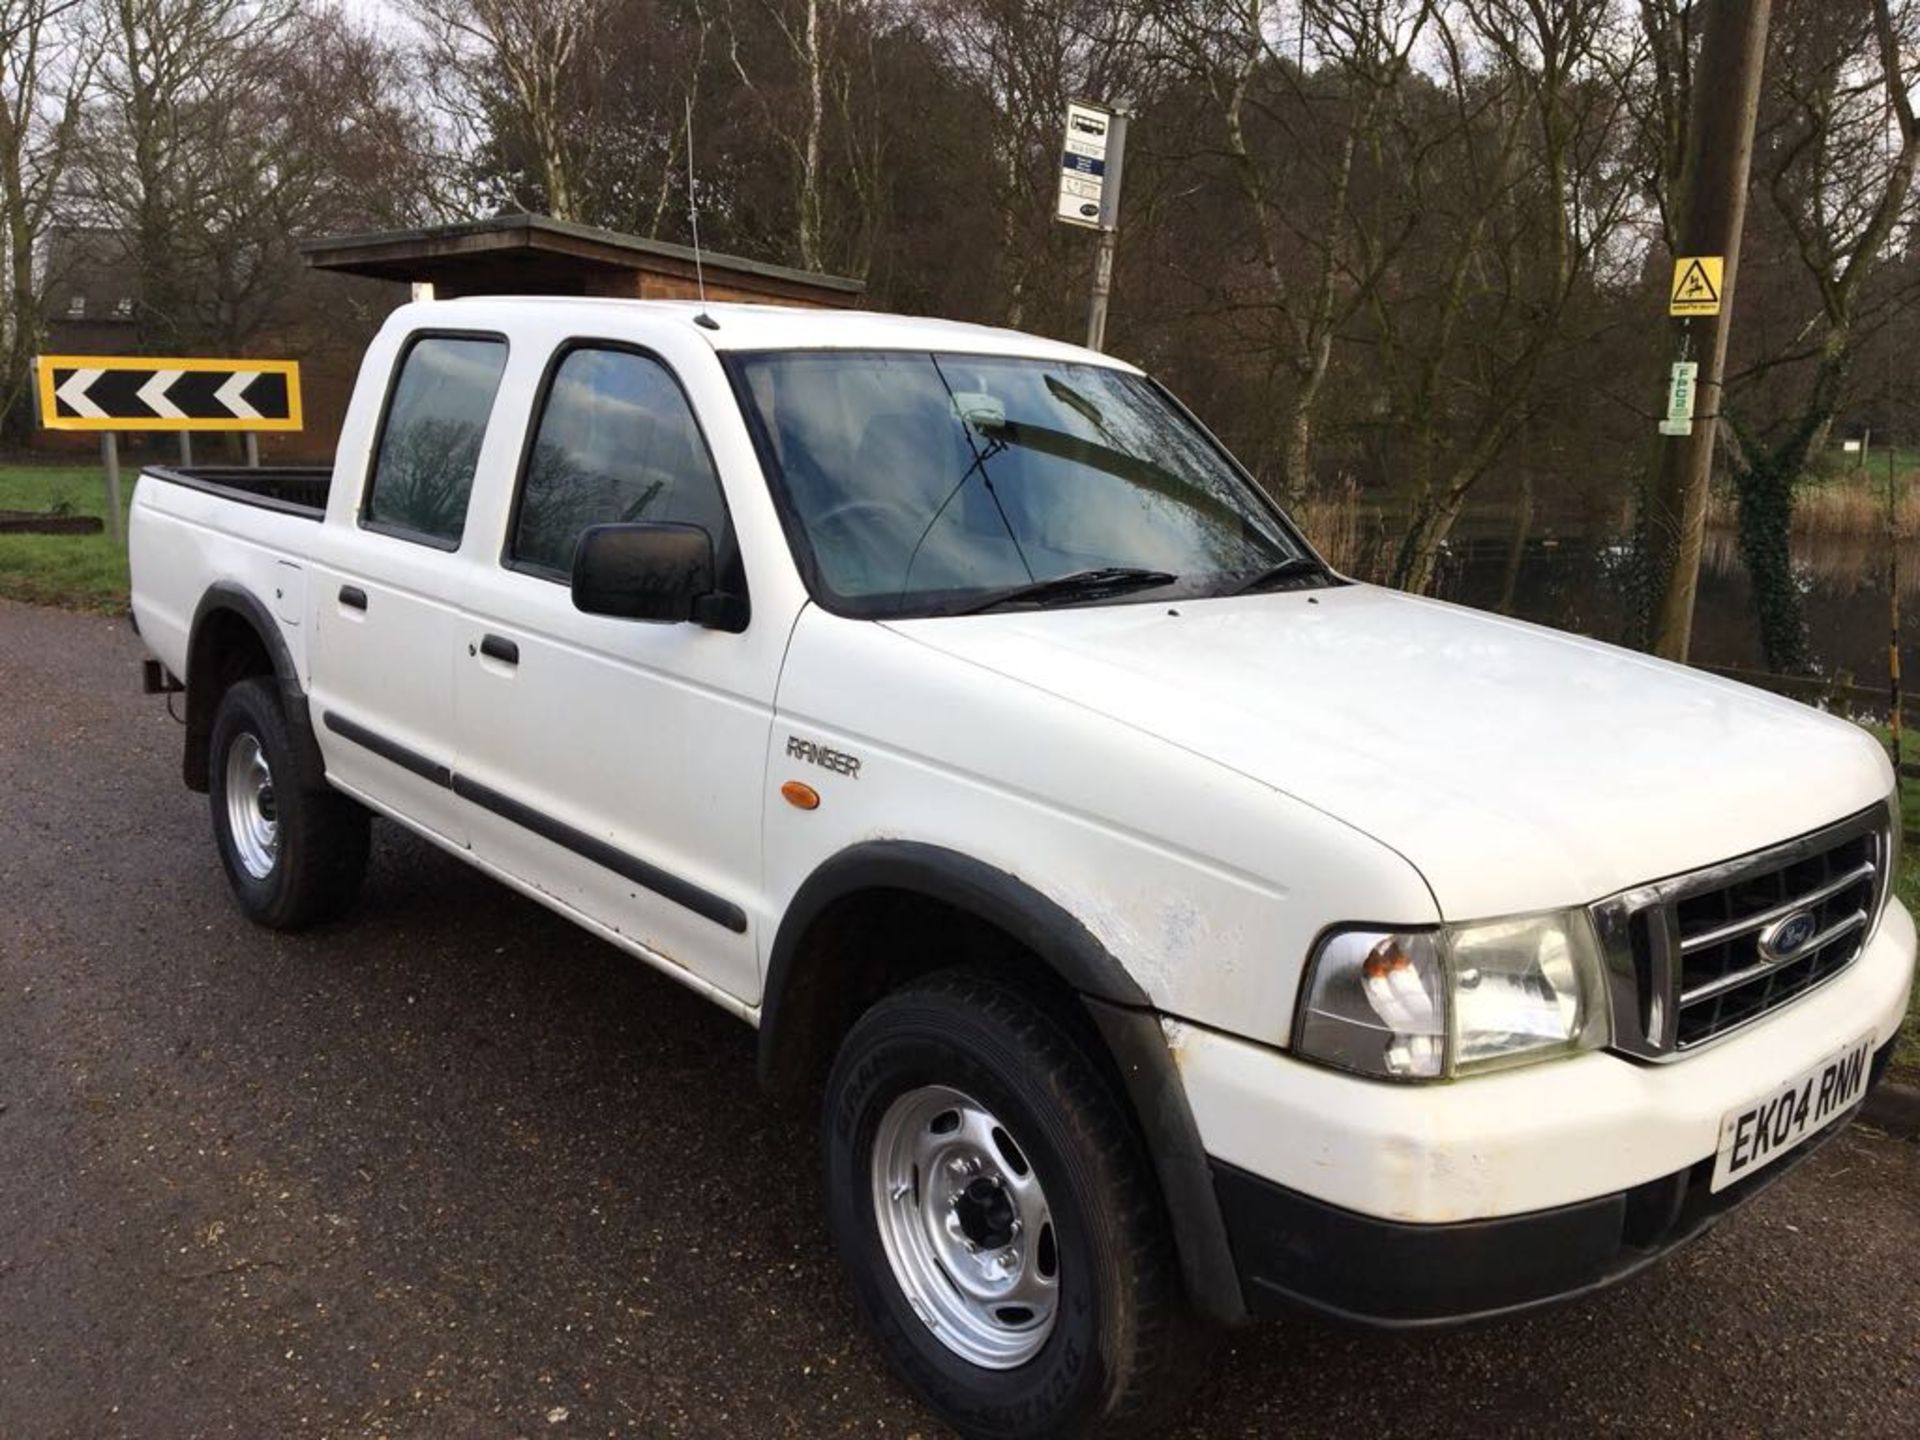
[1448,913,1608,1071]
[1295,911,1610,1081]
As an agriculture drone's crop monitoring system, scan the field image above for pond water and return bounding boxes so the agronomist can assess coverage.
[1424,518,1909,686]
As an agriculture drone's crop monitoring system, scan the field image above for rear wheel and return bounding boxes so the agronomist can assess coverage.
[208,677,368,928]
[823,971,1201,1438]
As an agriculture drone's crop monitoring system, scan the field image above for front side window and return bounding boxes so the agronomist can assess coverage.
[509,346,729,578]
[363,335,509,547]
[733,351,1314,617]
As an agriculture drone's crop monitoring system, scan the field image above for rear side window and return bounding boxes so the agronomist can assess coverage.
[363,335,509,547]
[508,346,728,578]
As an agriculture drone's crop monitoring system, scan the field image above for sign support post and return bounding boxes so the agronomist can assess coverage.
[243,433,260,468]
[1087,225,1118,353]
[1085,112,1127,353]
[1055,100,1128,353]
[101,433,122,542]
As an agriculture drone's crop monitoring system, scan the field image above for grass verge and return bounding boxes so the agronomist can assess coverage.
[0,464,133,611]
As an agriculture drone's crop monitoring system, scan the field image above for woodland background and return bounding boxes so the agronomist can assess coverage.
[5,0,1920,669]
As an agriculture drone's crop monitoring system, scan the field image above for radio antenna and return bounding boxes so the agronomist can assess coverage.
[685,97,718,330]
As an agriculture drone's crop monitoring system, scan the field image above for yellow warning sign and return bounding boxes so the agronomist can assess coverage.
[1669,255,1724,317]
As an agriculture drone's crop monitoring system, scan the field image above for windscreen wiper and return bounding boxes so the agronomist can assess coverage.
[955,566,1178,615]
[1233,555,1332,594]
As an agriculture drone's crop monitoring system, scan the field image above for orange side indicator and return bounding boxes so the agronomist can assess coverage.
[781,780,822,810]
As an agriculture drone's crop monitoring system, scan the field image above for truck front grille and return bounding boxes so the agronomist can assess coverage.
[1591,806,1891,1060]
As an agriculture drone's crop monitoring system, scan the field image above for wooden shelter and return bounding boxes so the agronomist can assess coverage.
[302,214,865,308]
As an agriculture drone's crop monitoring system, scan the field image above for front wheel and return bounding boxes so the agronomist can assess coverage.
[823,972,1201,1438]
[208,677,369,929]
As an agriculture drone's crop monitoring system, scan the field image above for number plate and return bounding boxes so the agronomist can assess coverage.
[1710,1034,1874,1193]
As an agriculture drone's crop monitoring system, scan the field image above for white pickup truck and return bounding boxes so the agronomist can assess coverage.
[130,298,1913,1438]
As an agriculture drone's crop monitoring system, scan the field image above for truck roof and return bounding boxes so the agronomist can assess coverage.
[432,296,1141,372]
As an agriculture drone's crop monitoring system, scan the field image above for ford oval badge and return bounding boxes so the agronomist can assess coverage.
[1759,909,1819,964]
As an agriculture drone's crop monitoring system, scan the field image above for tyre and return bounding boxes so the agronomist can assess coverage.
[208,676,369,929]
[823,971,1199,1439]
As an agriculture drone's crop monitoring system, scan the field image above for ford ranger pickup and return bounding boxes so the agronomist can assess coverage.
[127,299,1915,1438]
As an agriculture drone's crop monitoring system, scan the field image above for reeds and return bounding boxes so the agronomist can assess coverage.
[1707,471,1920,537]
[1295,478,1369,575]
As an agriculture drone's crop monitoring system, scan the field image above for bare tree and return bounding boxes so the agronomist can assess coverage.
[409,0,621,222]
[1159,0,1432,505]
[75,0,295,348]
[724,0,895,275]
[70,0,431,353]
[0,0,93,435]
[1383,0,1642,592]
[186,8,439,345]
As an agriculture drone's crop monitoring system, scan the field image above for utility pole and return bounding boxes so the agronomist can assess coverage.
[1644,0,1773,661]
[1888,433,1902,767]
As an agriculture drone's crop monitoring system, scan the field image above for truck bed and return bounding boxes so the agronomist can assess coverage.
[130,463,337,695]
[142,465,332,519]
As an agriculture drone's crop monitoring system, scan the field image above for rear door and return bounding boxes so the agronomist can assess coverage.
[452,336,781,1006]
[308,331,511,845]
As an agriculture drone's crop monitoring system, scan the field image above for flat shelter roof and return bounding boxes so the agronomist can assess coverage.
[301,214,865,307]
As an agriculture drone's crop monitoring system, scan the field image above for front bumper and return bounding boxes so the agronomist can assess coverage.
[1173,901,1914,1223]
[1165,899,1913,1326]
[1214,1035,1899,1326]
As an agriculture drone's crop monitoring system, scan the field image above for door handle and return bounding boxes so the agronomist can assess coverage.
[338,585,367,611]
[479,634,519,666]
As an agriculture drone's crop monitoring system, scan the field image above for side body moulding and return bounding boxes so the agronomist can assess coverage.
[320,709,748,933]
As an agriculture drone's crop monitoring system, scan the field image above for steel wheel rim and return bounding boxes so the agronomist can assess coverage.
[870,1084,1059,1369]
[224,732,279,880]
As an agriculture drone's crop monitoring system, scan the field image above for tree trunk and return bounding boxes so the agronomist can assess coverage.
[1392,486,1470,595]
[1280,383,1316,507]
[2,217,35,443]
[1729,447,1809,672]
[1722,331,1850,673]
[542,126,576,220]
[0,117,34,442]
[796,0,825,272]
[1497,468,1533,615]
[1000,136,1024,329]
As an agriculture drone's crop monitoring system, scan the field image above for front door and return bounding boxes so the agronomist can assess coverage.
[452,340,779,1006]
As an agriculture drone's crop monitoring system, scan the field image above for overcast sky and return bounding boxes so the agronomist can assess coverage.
[327,0,417,39]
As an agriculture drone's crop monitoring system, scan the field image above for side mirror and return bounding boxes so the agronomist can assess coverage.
[572,522,727,625]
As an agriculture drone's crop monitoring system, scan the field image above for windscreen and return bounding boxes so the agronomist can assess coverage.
[734,351,1310,617]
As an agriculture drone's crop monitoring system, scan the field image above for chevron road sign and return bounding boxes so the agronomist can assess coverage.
[34,355,303,432]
